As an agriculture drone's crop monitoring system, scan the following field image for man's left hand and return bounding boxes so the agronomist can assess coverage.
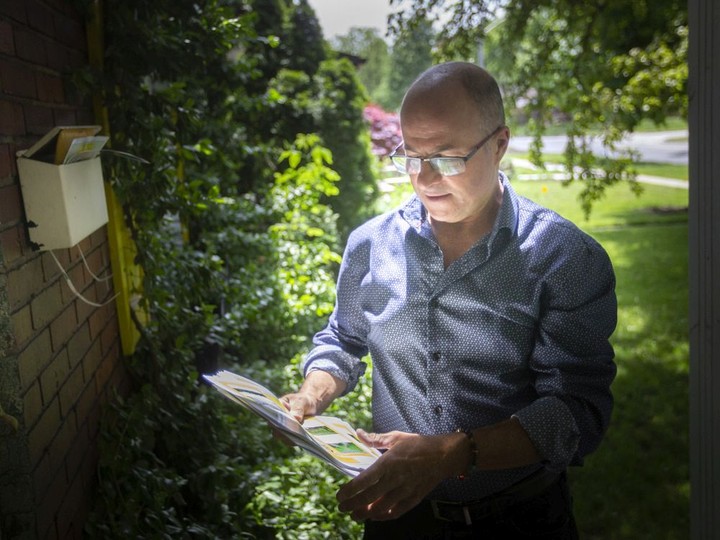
[336,429,465,521]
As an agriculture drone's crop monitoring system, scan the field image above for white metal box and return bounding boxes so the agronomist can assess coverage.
[17,156,108,251]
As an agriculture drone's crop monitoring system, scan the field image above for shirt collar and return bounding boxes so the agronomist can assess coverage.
[398,171,520,252]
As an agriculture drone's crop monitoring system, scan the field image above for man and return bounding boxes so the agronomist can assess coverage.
[282,62,617,539]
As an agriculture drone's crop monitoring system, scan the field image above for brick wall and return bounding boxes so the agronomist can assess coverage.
[0,2,127,538]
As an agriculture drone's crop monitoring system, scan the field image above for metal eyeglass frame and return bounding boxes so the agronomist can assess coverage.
[390,125,506,176]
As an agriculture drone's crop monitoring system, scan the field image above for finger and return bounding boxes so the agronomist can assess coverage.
[340,484,388,516]
[337,471,386,511]
[282,396,307,423]
[288,404,306,423]
[357,429,389,449]
[354,487,409,522]
[368,491,423,522]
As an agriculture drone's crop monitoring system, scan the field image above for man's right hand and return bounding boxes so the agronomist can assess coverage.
[280,391,321,424]
[279,370,348,423]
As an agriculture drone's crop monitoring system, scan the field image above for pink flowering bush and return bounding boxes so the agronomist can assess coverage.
[364,103,402,158]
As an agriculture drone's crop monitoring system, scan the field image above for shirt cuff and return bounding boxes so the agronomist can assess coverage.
[302,347,367,396]
[512,396,580,471]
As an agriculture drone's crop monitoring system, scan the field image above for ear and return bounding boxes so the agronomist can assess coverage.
[493,126,510,163]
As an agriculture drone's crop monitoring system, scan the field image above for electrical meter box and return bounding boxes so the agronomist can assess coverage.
[16,126,109,251]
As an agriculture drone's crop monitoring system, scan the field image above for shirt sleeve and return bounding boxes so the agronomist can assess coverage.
[512,234,617,470]
[302,236,370,395]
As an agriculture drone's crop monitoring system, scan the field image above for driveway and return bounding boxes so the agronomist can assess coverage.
[508,130,688,165]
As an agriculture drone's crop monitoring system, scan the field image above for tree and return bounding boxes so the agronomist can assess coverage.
[384,16,435,111]
[283,0,326,75]
[331,27,392,107]
[388,0,688,215]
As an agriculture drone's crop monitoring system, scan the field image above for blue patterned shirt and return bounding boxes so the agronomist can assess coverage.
[303,173,617,500]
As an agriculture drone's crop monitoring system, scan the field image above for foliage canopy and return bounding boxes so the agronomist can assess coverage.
[74,0,377,536]
[388,0,687,214]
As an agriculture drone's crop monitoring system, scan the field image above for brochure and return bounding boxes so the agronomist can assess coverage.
[18,125,102,164]
[203,370,380,477]
[62,135,109,164]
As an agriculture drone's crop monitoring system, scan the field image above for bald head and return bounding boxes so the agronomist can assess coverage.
[401,62,505,131]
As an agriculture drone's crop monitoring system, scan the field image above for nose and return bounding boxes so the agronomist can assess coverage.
[414,160,441,186]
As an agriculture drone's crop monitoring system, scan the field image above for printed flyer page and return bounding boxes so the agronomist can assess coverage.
[203,370,380,477]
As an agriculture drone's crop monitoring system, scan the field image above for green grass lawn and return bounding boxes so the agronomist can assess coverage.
[509,116,687,137]
[506,151,688,181]
[512,179,689,540]
[377,170,689,539]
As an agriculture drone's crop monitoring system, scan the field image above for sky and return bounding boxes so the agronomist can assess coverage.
[307,0,394,39]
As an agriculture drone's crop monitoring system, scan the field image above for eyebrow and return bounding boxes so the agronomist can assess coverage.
[402,142,462,157]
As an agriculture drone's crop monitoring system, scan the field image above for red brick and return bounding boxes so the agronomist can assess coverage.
[0,20,14,55]
[73,285,97,325]
[49,303,77,350]
[30,281,64,331]
[52,408,78,460]
[0,59,37,99]
[64,418,90,482]
[0,225,22,264]
[56,472,85,540]
[84,244,105,274]
[22,380,43,427]
[6,257,44,310]
[43,249,70,281]
[58,364,85,418]
[65,257,86,287]
[27,397,61,465]
[0,144,12,178]
[77,236,92,258]
[86,338,104,382]
[60,272,87,308]
[99,315,118,357]
[66,48,85,70]
[75,376,97,436]
[53,13,85,51]
[17,328,52,389]
[40,349,71,403]
[0,100,26,136]
[36,464,64,539]
[53,107,76,126]
[0,1,27,23]
[75,108,94,124]
[14,29,46,65]
[67,322,90,367]
[87,307,106,341]
[44,42,68,72]
[10,303,32,348]
[0,183,22,223]
[35,72,64,103]
[3,143,18,177]
[32,450,53,504]
[0,478,35,515]
[24,103,54,136]
[26,1,55,37]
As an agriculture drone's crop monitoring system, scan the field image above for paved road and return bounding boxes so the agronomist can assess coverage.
[508,130,688,165]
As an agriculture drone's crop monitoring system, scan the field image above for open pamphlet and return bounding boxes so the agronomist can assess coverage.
[203,370,381,477]
[19,125,108,164]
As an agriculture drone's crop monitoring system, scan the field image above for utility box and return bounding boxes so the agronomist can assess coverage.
[17,126,109,251]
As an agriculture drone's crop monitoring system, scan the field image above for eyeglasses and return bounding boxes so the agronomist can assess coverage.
[390,125,505,177]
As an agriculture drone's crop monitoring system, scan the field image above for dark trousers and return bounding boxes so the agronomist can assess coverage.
[363,473,578,540]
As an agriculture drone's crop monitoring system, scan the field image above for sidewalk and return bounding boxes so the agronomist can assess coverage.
[510,158,688,189]
[378,159,688,192]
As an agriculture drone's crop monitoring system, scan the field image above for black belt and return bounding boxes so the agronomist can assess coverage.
[429,469,563,526]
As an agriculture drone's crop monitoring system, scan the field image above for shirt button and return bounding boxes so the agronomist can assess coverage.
[432,351,441,362]
[433,405,443,415]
